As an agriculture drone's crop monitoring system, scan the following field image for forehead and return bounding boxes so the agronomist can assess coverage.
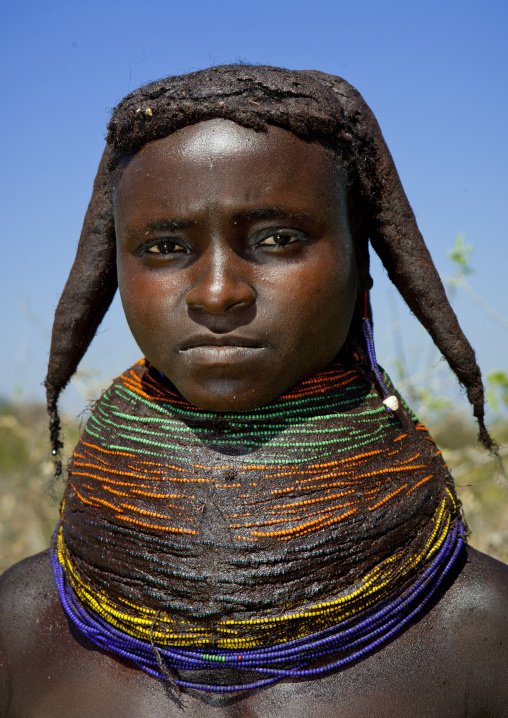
[113,119,346,219]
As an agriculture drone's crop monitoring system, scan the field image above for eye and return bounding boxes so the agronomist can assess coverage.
[144,240,188,255]
[257,232,303,248]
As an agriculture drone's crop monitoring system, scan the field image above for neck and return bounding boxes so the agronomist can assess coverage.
[51,356,464,692]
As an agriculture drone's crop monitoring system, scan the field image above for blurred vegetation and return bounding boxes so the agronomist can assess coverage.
[432,416,508,563]
[0,401,79,573]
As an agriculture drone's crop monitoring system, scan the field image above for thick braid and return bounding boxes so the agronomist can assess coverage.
[44,144,117,467]
[303,70,495,452]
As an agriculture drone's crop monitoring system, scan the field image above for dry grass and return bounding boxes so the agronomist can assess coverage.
[439,416,508,564]
[0,402,77,573]
[1,401,507,574]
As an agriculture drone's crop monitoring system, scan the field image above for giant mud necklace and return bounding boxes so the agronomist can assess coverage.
[51,353,464,693]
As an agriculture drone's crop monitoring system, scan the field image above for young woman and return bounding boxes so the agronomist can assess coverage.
[1,64,507,718]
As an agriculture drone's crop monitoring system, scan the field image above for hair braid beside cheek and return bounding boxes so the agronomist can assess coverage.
[44,64,496,466]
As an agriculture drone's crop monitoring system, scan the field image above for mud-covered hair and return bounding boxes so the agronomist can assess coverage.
[45,64,495,474]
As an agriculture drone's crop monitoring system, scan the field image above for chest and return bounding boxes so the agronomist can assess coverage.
[9,632,473,718]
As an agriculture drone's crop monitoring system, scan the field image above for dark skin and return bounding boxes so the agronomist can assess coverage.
[1,121,508,718]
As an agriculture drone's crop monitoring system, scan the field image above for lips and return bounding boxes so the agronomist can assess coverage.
[180,334,266,350]
[179,335,267,366]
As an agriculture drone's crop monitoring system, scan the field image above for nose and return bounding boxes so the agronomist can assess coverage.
[185,244,256,314]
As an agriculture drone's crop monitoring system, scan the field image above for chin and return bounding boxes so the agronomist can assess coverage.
[178,380,275,413]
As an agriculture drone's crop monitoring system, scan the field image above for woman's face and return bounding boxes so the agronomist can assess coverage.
[114,119,358,411]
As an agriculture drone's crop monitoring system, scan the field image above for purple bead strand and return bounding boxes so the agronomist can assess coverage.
[51,521,463,693]
[360,313,392,407]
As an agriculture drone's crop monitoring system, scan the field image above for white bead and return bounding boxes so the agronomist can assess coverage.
[383,395,399,412]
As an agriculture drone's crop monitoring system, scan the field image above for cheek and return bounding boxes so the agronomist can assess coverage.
[254,253,357,379]
[283,247,357,336]
[117,261,180,344]
[117,264,148,331]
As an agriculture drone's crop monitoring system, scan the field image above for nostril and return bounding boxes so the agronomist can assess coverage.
[185,281,256,314]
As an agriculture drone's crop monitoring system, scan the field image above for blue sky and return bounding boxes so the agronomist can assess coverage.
[1,0,507,418]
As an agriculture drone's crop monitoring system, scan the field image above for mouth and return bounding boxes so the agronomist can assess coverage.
[179,336,268,366]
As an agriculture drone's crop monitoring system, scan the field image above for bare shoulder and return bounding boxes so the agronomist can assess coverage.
[451,545,508,617]
[446,545,508,642]
[0,552,63,715]
[434,546,508,712]
[0,550,58,637]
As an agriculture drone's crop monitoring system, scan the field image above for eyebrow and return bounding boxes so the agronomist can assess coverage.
[143,218,196,232]
[232,207,312,222]
[140,209,311,233]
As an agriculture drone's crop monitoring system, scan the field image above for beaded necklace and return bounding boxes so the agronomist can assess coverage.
[52,356,464,693]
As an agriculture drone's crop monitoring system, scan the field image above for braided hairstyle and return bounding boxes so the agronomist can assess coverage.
[45,64,495,474]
